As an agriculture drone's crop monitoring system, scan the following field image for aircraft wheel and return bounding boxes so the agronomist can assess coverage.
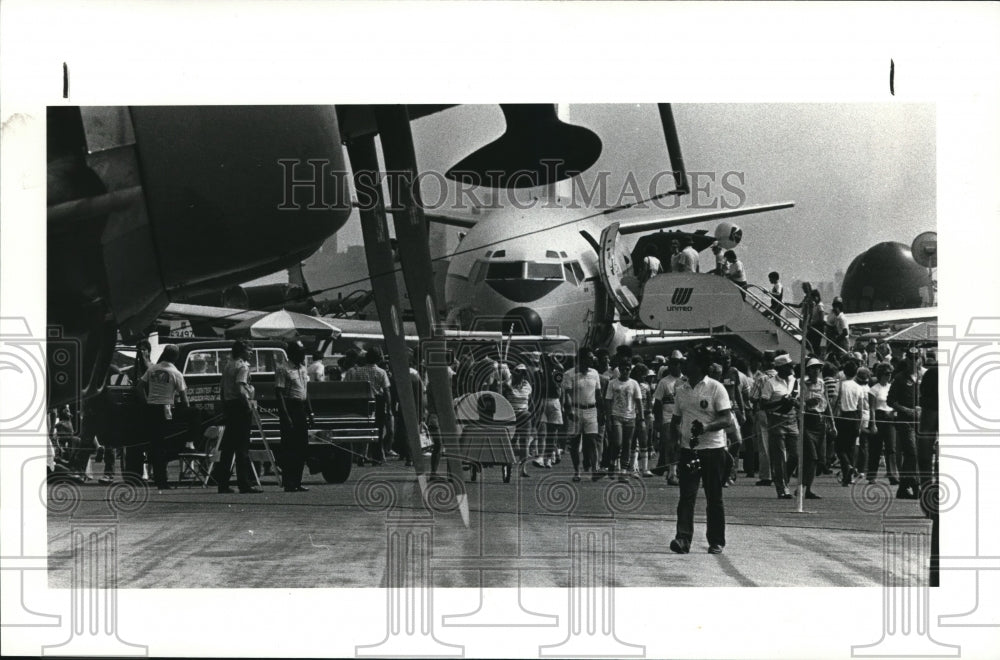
[321,446,353,484]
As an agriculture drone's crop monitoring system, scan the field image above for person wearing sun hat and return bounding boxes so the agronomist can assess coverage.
[652,350,687,484]
[800,356,834,499]
[759,353,800,499]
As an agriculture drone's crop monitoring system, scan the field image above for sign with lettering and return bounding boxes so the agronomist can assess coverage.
[640,273,746,330]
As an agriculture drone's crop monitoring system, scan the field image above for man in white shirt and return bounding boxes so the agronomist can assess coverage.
[563,347,605,482]
[749,351,776,486]
[759,353,799,499]
[827,298,851,353]
[832,361,866,485]
[674,235,701,273]
[307,351,326,382]
[605,367,643,481]
[652,352,686,484]
[641,244,663,284]
[141,344,189,491]
[669,346,732,555]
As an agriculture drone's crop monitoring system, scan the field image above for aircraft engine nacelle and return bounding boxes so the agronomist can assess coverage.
[713,221,743,249]
[47,106,352,405]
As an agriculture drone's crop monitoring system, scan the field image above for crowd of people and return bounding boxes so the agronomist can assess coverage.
[48,323,937,552]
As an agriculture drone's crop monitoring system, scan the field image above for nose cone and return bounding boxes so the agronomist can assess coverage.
[503,307,544,335]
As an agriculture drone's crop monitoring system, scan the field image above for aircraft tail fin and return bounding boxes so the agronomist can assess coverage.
[289,262,309,294]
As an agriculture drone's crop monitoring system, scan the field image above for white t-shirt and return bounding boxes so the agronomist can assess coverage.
[673,376,731,450]
[760,373,798,432]
[643,255,663,277]
[726,260,747,284]
[836,378,868,413]
[142,362,186,405]
[675,246,700,273]
[605,377,642,420]
[869,382,893,413]
[562,368,601,407]
[652,374,683,418]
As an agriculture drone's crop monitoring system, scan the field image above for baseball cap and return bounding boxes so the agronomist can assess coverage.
[806,357,824,369]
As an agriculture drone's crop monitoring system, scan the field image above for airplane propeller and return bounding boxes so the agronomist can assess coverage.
[445,104,602,189]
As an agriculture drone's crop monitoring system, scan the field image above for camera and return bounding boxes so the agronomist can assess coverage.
[690,419,704,447]
[0,318,81,434]
[683,450,702,472]
[935,319,1000,434]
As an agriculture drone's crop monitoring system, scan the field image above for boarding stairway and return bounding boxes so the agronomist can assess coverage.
[596,222,848,356]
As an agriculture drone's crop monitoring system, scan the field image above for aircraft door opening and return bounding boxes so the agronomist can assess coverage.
[597,222,641,320]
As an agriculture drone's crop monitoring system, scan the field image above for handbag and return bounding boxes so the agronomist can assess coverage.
[419,422,434,450]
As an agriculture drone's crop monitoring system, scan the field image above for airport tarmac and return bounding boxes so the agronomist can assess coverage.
[47,462,930,589]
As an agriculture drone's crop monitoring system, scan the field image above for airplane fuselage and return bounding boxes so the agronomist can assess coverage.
[444,203,623,344]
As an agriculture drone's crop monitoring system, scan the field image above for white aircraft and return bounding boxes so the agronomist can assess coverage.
[432,200,795,353]
[428,202,937,357]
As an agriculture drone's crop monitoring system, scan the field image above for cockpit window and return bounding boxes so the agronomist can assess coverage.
[563,262,577,285]
[526,262,564,280]
[572,261,585,282]
[487,261,525,280]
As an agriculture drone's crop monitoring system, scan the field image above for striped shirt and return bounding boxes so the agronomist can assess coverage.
[345,364,390,396]
[507,381,532,412]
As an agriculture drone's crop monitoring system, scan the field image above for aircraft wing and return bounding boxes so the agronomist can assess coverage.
[844,307,938,328]
[616,202,795,235]
[425,213,479,230]
[624,328,712,347]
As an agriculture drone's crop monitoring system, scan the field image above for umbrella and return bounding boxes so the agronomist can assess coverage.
[225,309,342,340]
[885,321,937,346]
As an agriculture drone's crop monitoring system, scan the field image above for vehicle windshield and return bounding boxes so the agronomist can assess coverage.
[183,348,286,375]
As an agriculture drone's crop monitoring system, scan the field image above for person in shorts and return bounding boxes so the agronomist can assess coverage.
[562,347,604,482]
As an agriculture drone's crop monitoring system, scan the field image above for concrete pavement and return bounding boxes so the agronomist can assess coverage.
[47,460,929,588]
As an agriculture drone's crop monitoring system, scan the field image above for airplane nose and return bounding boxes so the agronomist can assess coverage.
[503,307,543,335]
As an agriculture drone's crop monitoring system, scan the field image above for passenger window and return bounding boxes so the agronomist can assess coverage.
[253,349,286,373]
[185,350,220,375]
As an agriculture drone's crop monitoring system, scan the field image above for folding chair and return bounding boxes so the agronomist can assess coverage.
[249,409,282,488]
[177,426,224,488]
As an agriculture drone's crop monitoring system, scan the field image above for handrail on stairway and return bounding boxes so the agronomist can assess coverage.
[739,282,851,357]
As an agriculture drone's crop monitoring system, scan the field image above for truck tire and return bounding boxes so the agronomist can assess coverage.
[321,446,353,484]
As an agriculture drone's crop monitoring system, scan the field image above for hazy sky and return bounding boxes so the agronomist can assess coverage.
[332,103,935,288]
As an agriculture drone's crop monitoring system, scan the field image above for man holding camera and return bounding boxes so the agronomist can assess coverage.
[759,353,800,499]
[669,346,733,555]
